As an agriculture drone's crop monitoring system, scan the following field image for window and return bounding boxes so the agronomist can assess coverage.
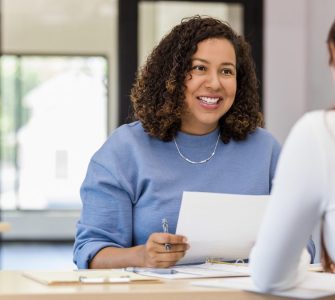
[0,55,108,210]
[0,0,117,240]
[138,2,243,67]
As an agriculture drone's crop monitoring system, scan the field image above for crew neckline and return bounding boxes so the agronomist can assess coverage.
[174,128,220,147]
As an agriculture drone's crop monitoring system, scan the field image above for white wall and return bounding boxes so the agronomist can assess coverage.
[264,0,335,144]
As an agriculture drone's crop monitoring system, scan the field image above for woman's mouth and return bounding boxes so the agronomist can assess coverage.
[197,96,222,105]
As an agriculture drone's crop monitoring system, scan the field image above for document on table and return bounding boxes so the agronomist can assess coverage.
[192,272,335,299]
[176,192,269,264]
[126,262,250,279]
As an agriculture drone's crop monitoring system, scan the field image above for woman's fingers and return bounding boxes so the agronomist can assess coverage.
[156,242,190,253]
[143,233,190,267]
[149,232,188,245]
[149,233,189,253]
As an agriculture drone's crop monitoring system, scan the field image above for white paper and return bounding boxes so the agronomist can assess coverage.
[176,192,269,264]
[131,262,250,279]
[192,272,335,299]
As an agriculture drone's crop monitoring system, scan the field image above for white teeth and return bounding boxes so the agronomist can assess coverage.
[198,96,220,104]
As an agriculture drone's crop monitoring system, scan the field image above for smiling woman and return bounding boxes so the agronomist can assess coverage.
[131,16,262,144]
[74,16,283,270]
[182,38,237,135]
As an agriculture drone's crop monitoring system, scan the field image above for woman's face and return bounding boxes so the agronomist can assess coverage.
[181,38,237,135]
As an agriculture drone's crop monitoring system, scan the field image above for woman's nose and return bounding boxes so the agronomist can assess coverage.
[205,72,221,90]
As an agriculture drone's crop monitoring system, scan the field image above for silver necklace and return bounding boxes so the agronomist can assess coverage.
[173,133,221,164]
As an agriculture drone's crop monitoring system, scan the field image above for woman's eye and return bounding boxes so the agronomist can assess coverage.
[192,65,206,72]
[222,68,233,75]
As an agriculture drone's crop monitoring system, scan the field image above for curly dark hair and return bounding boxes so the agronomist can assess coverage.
[327,19,335,65]
[131,15,263,143]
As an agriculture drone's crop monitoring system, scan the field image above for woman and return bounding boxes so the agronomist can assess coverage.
[250,19,335,291]
[74,16,281,269]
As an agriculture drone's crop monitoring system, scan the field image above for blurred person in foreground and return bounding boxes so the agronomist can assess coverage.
[250,19,335,292]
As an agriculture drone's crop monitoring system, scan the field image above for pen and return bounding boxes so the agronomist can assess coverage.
[162,218,172,251]
[125,267,178,275]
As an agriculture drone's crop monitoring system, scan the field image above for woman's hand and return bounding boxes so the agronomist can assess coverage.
[140,233,189,268]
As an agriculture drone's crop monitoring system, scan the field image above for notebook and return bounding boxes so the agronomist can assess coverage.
[23,270,159,285]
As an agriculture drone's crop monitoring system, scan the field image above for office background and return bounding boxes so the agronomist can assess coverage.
[0,0,334,269]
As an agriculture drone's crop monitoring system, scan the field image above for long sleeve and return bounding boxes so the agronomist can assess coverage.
[250,113,326,292]
[73,159,134,269]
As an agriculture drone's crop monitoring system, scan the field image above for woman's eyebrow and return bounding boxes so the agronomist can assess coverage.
[192,58,208,63]
[222,62,236,69]
[192,58,236,69]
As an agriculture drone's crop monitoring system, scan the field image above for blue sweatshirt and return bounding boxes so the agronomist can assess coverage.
[74,121,281,268]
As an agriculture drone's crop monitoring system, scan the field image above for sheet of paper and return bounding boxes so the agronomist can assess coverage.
[191,272,335,299]
[176,192,269,264]
[130,262,250,279]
